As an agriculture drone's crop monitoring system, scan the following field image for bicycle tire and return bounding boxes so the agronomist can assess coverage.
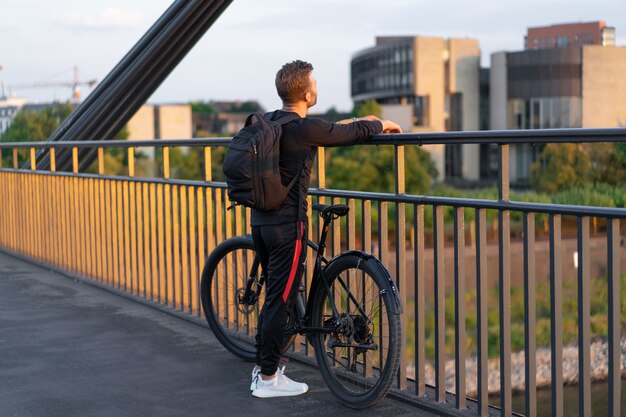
[200,236,297,361]
[310,253,402,408]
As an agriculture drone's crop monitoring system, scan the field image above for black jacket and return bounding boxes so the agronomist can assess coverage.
[250,110,383,226]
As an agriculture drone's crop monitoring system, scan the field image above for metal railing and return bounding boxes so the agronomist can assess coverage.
[0,128,625,417]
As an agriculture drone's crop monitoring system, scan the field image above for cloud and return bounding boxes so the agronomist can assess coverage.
[51,7,145,30]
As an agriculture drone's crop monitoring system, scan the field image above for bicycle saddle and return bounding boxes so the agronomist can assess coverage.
[312,203,350,218]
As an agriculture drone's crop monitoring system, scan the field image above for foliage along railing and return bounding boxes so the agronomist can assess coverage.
[0,128,625,417]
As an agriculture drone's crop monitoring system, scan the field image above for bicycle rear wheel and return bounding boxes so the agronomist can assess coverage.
[310,253,402,408]
[200,236,297,361]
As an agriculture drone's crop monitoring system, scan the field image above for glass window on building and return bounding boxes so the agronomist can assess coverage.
[515,143,533,183]
[568,97,582,127]
[555,35,570,48]
[480,144,499,180]
[449,93,463,131]
[445,144,463,180]
[541,98,551,129]
[560,97,570,127]
[551,98,561,128]
[531,99,541,129]
[508,99,524,130]
[414,96,430,127]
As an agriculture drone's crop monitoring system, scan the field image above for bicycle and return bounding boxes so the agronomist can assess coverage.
[200,203,403,408]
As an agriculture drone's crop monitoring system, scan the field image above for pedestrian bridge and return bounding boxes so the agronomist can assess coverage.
[0,129,624,416]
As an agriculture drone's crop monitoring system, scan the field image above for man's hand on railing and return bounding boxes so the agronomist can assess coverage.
[381,120,403,134]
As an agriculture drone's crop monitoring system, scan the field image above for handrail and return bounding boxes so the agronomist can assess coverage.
[2,126,626,149]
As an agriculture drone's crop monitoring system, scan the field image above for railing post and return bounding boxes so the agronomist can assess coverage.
[317,147,325,189]
[50,148,56,173]
[30,148,36,171]
[577,216,591,417]
[498,143,512,416]
[394,144,407,390]
[163,146,170,179]
[97,147,104,175]
[607,218,621,417]
[549,213,563,417]
[476,208,488,417]
[524,212,537,417]
[414,204,425,397]
[203,146,215,258]
[454,206,466,409]
[13,148,18,169]
[433,204,445,402]
[128,147,135,177]
[204,146,212,182]
[72,147,79,174]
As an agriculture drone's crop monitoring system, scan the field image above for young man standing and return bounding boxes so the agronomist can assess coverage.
[250,60,402,398]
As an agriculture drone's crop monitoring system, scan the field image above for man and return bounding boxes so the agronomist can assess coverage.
[250,60,402,398]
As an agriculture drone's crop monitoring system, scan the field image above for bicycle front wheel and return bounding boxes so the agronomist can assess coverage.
[310,253,402,409]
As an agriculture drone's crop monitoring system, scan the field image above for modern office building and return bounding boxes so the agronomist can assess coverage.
[491,38,626,184]
[351,36,481,182]
[525,21,616,50]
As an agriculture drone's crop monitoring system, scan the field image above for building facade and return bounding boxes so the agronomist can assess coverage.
[351,36,481,183]
[490,45,626,184]
[525,21,616,50]
[127,104,193,140]
[127,104,193,174]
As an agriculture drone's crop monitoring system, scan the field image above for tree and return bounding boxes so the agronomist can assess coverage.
[1,102,73,142]
[327,145,437,194]
[1,102,74,167]
[0,102,135,174]
[587,142,626,185]
[189,101,218,114]
[530,143,626,192]
[530,143,591,193]
[352,99,382,118]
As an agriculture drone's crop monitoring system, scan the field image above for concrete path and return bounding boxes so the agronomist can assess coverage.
[0,252,435,417]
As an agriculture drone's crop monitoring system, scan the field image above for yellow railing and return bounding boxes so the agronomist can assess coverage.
[0,142,251,319]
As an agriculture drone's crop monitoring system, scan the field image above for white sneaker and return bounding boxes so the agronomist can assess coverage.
[251,365,309,398]
[250,366,261,391]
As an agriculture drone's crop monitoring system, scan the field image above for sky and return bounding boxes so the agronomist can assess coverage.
[2,0,625,113]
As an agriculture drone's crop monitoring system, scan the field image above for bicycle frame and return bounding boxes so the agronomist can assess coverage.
[293,216,350,336]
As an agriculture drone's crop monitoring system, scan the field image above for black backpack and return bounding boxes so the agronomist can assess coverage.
[223,112,301,211]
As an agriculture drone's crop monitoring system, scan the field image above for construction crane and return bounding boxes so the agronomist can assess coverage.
[7,66,97,102]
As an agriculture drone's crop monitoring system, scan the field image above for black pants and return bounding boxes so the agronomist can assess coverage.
[251,220,307,376]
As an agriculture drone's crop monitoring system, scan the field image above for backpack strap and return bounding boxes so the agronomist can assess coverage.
[244,112,265,127]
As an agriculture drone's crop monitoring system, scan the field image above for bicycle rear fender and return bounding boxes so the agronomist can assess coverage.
[311,250,403,316]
